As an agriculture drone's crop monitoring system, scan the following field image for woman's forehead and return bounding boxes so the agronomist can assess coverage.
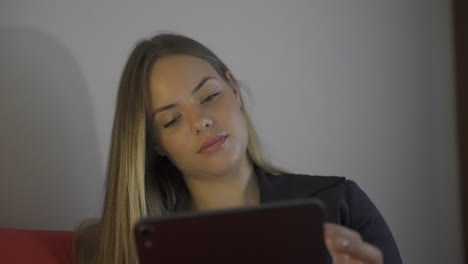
[150,55,217,89]
[149,55,220,105]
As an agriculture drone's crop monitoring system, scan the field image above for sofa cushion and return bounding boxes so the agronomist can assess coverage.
[0,229,74,264]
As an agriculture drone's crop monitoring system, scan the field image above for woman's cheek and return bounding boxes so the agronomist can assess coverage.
[217,96,238,118]
[167,130,192,155]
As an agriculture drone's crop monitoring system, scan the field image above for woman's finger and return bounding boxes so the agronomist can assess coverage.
[324,223,362,244]
[324,223,383,264]
[325,237,351,264]
[346,241,382,264]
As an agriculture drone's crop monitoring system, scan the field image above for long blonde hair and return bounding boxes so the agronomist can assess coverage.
[74,33,286,264]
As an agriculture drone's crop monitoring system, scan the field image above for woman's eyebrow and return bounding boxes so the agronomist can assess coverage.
[151,76,215,118]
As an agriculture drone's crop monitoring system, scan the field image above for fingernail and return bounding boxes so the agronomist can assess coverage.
[336,237,349,248]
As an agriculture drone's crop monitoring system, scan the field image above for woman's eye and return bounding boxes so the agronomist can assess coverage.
[201,92,220,104]
[164,115,181,128]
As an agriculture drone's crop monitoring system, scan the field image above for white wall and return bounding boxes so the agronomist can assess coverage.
[0,0,462,263]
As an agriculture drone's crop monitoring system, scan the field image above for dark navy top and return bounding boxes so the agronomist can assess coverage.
[255,166,403,264]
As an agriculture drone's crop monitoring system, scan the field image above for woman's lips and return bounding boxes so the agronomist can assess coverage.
[198,135,228,154]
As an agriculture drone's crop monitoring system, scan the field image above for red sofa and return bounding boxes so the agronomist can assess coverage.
[0,229,74,264]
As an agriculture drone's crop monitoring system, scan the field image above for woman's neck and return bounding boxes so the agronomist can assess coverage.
[184,158,260,211]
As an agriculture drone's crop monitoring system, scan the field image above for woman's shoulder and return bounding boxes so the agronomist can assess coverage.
[258,169,348,202]
[260,170,380,224]
[270,172,401,254]
[276,172,348,193]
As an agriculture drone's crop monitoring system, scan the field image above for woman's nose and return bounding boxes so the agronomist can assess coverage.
[189,110,213,135]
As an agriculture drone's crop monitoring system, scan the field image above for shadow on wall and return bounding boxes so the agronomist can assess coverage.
[0,27,102,230]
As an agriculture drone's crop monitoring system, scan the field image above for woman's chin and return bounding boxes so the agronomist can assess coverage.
[197,149,242,176]
[200,157,236,176]
[179,137,247,178]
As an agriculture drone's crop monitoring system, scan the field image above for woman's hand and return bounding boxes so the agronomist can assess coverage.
[324,223,383,264]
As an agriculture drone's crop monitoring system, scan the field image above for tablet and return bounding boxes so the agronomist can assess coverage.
[134,199,326,264]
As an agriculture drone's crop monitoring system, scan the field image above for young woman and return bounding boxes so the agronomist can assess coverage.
[75,33,402,264]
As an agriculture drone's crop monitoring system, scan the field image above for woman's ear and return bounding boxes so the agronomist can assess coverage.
[225,71,242,106]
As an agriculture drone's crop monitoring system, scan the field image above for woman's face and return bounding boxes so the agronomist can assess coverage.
[148,55,249,178]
